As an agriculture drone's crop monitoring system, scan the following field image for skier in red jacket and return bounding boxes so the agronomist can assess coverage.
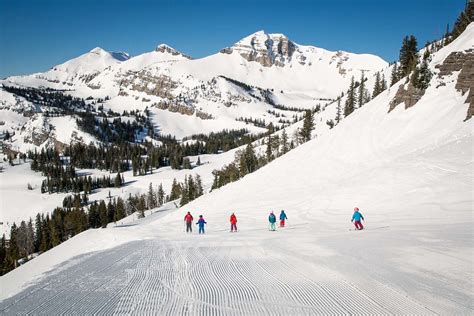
[184,212,194,233]
[230,213,237,232]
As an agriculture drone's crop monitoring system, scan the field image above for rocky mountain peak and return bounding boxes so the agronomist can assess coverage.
[88,47,130,61]
[220,30,297,67]
[89,47,107,55]
[155,44,192,59]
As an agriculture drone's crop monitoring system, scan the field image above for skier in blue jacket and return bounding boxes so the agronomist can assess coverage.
[279,210,288,227]
[196,215,207,234]
[351,207,364,230]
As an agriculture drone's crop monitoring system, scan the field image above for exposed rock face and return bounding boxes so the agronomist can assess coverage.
[221,31,296,67]
[21,115,51,146]
[122,72,178,99]
[389,82,425,112]
[152,101,214,120]
[330,51,350,75]
[436,49,474,120]
[196,110,214,120]
[154,101,194,115]
[155,44,192,59]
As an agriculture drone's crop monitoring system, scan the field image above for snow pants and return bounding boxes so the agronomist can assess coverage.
[231,223,237,232]
[198,226,205,234]
[280,220,285,227]
[269,222,276,231]
[186,222,192,233]
[354,220,364,230]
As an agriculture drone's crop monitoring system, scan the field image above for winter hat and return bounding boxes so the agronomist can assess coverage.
[199,215,203,217]
[354,207,359,211]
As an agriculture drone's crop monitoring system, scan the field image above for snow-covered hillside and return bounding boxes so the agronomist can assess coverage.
[0,24,472,315]
[0,30,387,146]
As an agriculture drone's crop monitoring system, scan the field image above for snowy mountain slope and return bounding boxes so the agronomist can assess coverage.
[1,25,472,314]
[6,47,129,90]
[0,31,388,146]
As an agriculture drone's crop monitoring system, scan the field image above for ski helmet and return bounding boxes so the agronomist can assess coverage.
[354,207,359,211]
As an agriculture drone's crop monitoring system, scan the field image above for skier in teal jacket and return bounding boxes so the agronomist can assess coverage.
[351,207,364,230]
[268,211,277,231]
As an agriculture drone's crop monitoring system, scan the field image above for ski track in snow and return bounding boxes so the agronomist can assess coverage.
[0,231,443,315]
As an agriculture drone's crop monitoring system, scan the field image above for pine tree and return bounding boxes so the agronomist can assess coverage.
[157,183,165,206]
[0,234,6,275]
[239,142,258,175]
[271,134,280,157]
[182,158,192,169]
[137,195,146,218]
[443,23,451,45]
[390,63,399,87]
[299,110,314,142]
[372,72,382,98]
[265,135,273,162]
[7,223,19,269]
[115,197,126,221]
[50,217,60,247]
[415,49,433,90]
[169,178,182,201]
[114,172,122,188]
[187,175,196,202]
[335,96,342,124]
[180,176,189,206]
[344,76,357,117]
[26,219,34,258]
[147,182,156,209]
[399,35,418,78]
[450,3,473,41]
[281,129,289,154]
[107,200,115,223]
[34,213,42,252]
[195,174,203,197]
[39,214,50,252]
[17,221,28,259]
[381,74,387,91]
[99,200,108,228]
[358,72,366,107]
[88,202,99,228]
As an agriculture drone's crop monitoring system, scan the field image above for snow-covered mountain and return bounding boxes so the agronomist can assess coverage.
[1,23,472,314]
[0,31,388,149]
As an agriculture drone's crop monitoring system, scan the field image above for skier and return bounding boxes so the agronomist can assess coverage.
[279,210,288,227]
[268,211,277,231]
[351,207,364,230]
[230,213,237,232]
[196,215,207,234]
[184,211,194,233]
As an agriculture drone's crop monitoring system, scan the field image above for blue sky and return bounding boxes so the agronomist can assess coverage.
[0,0,466,78]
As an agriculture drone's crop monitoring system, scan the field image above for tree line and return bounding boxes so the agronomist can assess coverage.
[27,129,263,180]
[212,110,316,190]
[0,173,208,276]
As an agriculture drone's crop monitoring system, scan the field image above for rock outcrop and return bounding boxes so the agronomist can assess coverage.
[436,49,474,120]
[388,82,426,112]
[122,72,178,99]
